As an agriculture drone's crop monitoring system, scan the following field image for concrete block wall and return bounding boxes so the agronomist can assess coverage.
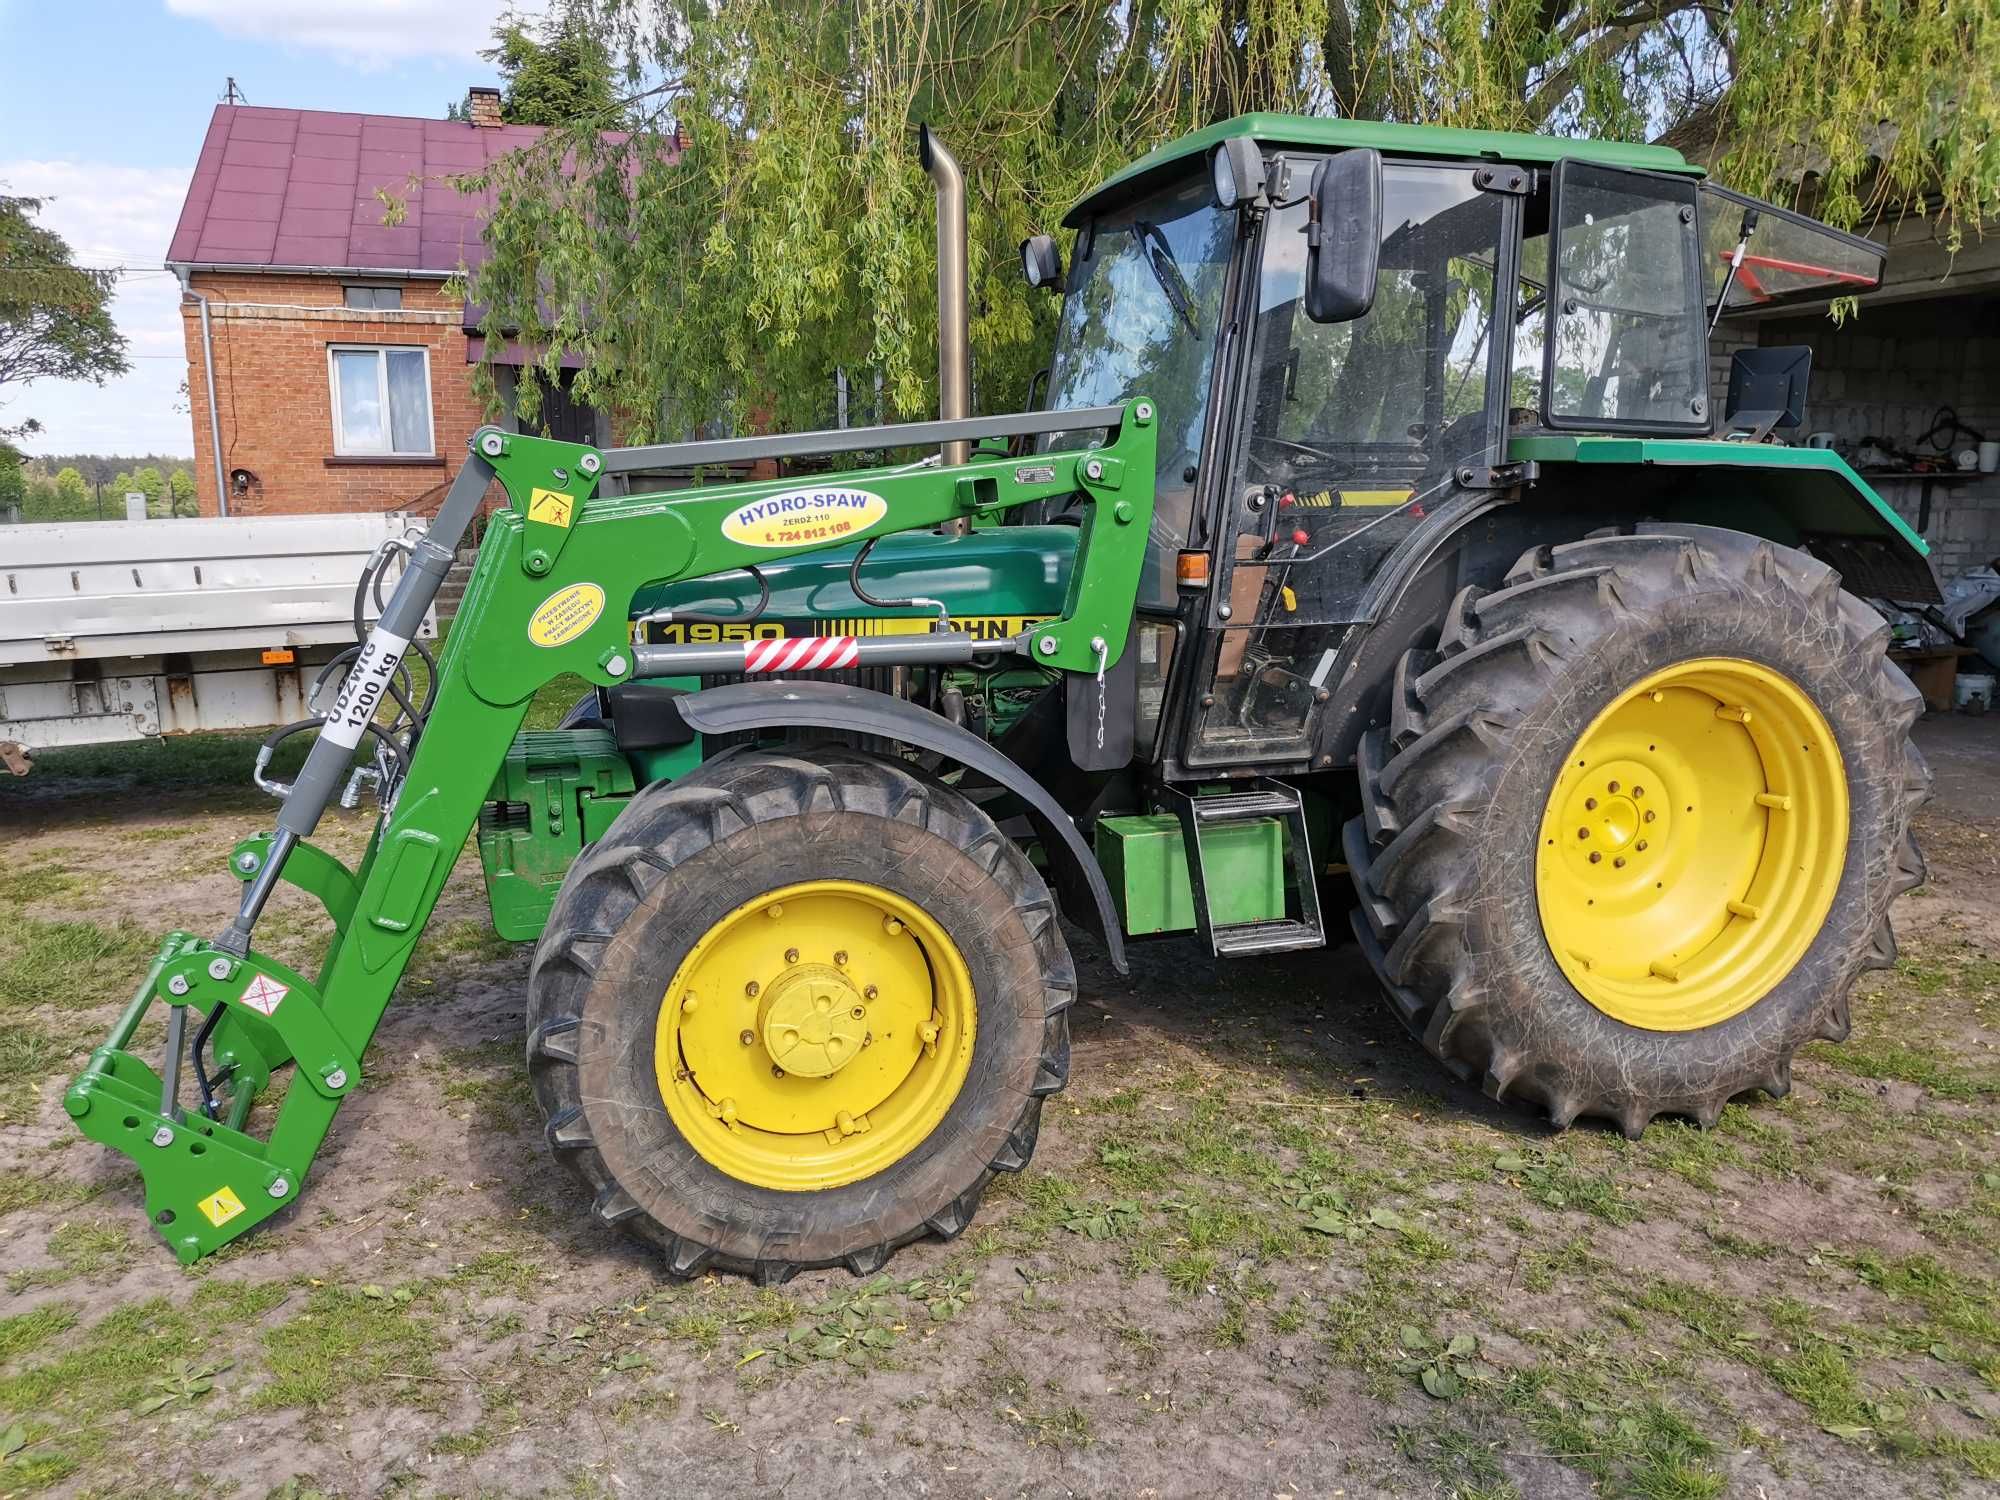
[1716,295,2000,582]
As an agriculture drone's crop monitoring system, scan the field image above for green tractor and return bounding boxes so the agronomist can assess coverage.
[67,117,1931,1282]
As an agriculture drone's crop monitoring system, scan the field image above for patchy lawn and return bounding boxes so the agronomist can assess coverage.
[0,717,1993,1496]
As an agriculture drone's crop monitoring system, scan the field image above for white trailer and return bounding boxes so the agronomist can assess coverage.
[0,513,436,771]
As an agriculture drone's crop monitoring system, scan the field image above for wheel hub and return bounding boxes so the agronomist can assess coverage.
[654,880,977,1191]
[1536,658,1848,1031]
[761,965,867,1078]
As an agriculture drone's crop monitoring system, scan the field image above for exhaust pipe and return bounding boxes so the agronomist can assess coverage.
[919,126,971,489]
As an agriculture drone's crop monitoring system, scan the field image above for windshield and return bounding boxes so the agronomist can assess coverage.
[1043,174,1234,603]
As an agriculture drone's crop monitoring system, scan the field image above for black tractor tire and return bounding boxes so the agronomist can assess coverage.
[1344,523,1929,1136]
[525,748,1074,1282]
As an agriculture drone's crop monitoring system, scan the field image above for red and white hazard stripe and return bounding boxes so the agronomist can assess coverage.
[742,635,862,674]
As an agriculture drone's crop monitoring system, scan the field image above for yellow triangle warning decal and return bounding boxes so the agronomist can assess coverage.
[197,1185,246,1228]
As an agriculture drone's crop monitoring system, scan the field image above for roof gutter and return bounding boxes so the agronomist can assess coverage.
[166,260,457,280]
[175,267,230,519]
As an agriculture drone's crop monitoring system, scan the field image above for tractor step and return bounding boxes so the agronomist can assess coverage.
[1188,789,1302,822]
[1209,918,1325,957]
[1161,779,1327,958]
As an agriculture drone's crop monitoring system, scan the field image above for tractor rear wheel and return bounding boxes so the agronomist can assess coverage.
[1345,523,1929,1135]
[526,748,1072,1281]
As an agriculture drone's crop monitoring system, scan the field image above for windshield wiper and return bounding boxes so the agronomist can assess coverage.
[1133,220,1201,339]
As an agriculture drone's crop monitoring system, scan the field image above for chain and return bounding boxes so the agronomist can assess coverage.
[1090,635,1109,751]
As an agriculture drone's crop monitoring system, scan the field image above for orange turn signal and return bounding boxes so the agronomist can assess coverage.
[1176,551,1211,587]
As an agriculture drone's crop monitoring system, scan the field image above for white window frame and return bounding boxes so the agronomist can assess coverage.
[327,344,436,457]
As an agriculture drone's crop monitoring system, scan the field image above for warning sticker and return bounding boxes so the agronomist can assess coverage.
[528,582,606,647]
[197,1185,246,1228]
[528,487,576,528]
[320,626,411,752]
[239,974,289,1017]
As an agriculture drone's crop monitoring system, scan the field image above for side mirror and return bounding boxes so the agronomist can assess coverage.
[1020,235,1063,293]
[1305,149,1382,324]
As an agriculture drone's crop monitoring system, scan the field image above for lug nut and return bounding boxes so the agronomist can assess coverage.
[1608,780,1621,793]
[1578,828,1590,839]
[863,985,878,1001]
[745,981,760,998]
[1635,840,1648,852]
[771,1064,785,1078]
[784,948,799,965]
[883,917,904,937]
[1613,857,1626,869]
[740,1029,755,1046]
[1643,811,1656,823]
[1589,852,1602,864]
[766,903,784,920]
[833,950,848,967]
[1585,798,1597,811]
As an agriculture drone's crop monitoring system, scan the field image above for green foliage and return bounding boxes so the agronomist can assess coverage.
[0,195,127,442]
[12,455,198,521]
[483,2,621,127]
[464,1,1996,443]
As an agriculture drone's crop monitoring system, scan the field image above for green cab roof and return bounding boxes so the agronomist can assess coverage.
[1064,112,1698,226]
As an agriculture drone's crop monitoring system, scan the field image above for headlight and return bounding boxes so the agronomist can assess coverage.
[1212,138,1267,211]
[1211,145,1239,209]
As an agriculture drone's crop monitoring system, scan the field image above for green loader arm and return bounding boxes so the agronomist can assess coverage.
[62,400,1159,1263]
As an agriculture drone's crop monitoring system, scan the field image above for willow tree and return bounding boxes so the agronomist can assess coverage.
[461,0,1998,442]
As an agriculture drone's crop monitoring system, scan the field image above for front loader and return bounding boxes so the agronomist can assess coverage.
[68,119,1934,1280]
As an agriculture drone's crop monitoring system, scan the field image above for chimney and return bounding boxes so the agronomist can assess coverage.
[466,87,503,128]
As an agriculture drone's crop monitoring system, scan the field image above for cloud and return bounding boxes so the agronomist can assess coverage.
[163,0,517,66]
[1,160,194,455]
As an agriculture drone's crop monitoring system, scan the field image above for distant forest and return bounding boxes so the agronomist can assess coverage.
[0,454,200,521]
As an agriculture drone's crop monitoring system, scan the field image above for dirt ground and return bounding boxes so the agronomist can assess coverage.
[0,715,1994,1499]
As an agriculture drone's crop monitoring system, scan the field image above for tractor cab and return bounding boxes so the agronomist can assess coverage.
[1031,120,1891,778]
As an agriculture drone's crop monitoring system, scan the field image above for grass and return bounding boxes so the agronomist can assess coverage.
[255,1285,445,1410]
[0,913,159,1011]
[9,1219,138,1290]
[0,1304,80,1362]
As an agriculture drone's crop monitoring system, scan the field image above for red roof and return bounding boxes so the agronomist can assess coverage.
[167,104,551,273]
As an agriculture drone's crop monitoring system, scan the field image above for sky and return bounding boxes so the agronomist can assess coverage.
[0,0,521,458]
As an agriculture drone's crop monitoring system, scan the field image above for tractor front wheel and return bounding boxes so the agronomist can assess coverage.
[526,749,1072,1281]
[1346,524,1929,1135]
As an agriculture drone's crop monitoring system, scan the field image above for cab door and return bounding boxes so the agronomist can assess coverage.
[1182,160,1512,769]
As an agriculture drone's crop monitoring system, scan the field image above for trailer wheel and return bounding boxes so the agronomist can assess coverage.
[1345,524,1929,1135]
[526,748,1072,1281]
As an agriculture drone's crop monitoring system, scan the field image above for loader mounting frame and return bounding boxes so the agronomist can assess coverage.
[63,402,1158,1263]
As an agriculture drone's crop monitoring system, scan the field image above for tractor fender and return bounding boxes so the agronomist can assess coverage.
[670,678,1128,975]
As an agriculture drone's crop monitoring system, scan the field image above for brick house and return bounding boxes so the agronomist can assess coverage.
[167,90,613,520]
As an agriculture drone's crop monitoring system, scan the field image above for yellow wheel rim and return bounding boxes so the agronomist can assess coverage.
[654,880,976,1191]
[1535,657,1847,1031]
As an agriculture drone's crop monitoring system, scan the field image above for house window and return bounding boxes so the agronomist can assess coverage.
[343,284,403,310]
[329,345,434,456]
